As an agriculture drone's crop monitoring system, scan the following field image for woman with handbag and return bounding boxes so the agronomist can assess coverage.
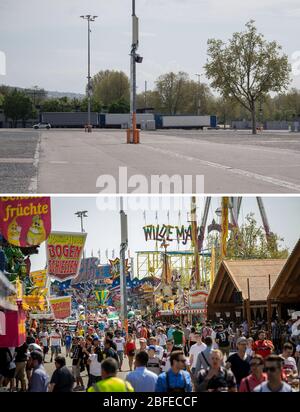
[125,334,136,372]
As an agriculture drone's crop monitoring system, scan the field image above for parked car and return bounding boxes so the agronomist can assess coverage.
[33,122,51,129]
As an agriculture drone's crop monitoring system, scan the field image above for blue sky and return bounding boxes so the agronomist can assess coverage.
[0,0,300,93]
[30,196,300,272]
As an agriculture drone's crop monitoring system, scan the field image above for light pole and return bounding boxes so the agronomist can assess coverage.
[80,15,98,133]
[127,0,143,144]
[75,210,88,328]
[195,74,201,116]
[119,198,128,332]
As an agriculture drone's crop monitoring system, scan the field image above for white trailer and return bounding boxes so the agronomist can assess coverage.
[104,113,155,128]
[162,115,212,128]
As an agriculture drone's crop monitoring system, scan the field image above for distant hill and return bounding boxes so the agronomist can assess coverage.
[46,91,85,100]
[0,84,85,100]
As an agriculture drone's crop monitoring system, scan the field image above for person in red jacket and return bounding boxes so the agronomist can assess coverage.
[125,334,136,372]
[252,330,274,359]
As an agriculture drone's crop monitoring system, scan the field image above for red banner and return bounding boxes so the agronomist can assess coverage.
[46,232,87,281]
[0,309,26,348]
[49,296,72,320]
[0,197,51,247]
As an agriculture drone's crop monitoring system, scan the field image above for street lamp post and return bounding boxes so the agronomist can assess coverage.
[119,198,128,332]
[127,0,143,144]
[195,74,201,116]
[80,15,98,133]
[75,210,88,328]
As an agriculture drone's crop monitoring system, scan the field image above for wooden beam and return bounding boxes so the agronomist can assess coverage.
[223,282,236,302]
[267,299,272,334]
[217,274,231,303]
[208,265,225,303]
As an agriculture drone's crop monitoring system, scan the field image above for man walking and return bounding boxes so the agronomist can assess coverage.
[28,351,49,392]
[226,337,251,388]
[126,351,158,392]
[254,355,292,392]
[49,355,74,392]
[155,350,192,392]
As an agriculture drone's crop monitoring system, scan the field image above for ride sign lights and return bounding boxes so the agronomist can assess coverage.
[143,224,202,245]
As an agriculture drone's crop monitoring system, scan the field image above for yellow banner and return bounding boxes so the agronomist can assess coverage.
[221,197,229,258]
[210,245,215,289]
[30,270,47,288]
[22,295,46,311]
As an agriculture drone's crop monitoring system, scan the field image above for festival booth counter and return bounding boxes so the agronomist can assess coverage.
[156,308,207,323]
[0,270,27,347]
[0,272,26,347]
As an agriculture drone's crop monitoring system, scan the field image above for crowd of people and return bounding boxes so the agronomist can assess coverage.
[0,316,299,392]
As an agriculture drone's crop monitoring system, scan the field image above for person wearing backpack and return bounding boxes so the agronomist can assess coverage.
[155,350,192,392]
[196,349,237,392]
[195,336,214,376]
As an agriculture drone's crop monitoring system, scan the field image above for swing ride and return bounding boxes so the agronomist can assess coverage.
[135,196,276,320]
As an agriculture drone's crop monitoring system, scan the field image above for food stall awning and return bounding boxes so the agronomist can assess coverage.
[0,270,17,311]
[174,308,207,315]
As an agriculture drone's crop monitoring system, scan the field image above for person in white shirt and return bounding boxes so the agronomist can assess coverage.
[50,329,62,362]
[189,332,207,377]
[246,337,254,357]
[113,331,126,371]
[87,346,102,388]
[156,328,168,349]
[39,328,49,361]
[280,342,298,382]
[148,336,164,361]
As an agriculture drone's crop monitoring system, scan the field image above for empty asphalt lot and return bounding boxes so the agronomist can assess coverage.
[0,128,300,193]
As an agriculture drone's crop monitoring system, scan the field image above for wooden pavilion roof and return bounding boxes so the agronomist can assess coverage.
[208,259,286,305]
[268,238,300,302]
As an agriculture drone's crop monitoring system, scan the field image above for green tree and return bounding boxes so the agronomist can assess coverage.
[42,97,73,112]
[3,89,33,127]
[0,93,4,108]
[206,213,288,273]
[25,86,47,106]
[205,20,291,134]
[108,98,130,113]
[91,70,130,108]
[155,71,189,115]
[80,96,102,112]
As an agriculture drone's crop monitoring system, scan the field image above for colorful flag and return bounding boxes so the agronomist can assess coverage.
[46,232,87,282]
[0,197,51,247]
[95,290,109,305]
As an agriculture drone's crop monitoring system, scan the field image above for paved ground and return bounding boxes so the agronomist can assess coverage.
[1,128,300,193]
[0,130,40,192]
[43,346,129,392]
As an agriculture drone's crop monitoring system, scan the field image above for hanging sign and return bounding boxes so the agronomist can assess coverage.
[49,296,72,319]
[0,197,51,247]
[46,232,87,281]
[30,269,48,288]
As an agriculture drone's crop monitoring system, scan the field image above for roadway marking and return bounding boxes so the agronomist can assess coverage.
[28,132,41,193]
[0,158,33,164]
[143,145,300,192]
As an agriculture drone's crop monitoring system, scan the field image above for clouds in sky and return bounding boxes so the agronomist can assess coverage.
[0,0,299,92]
